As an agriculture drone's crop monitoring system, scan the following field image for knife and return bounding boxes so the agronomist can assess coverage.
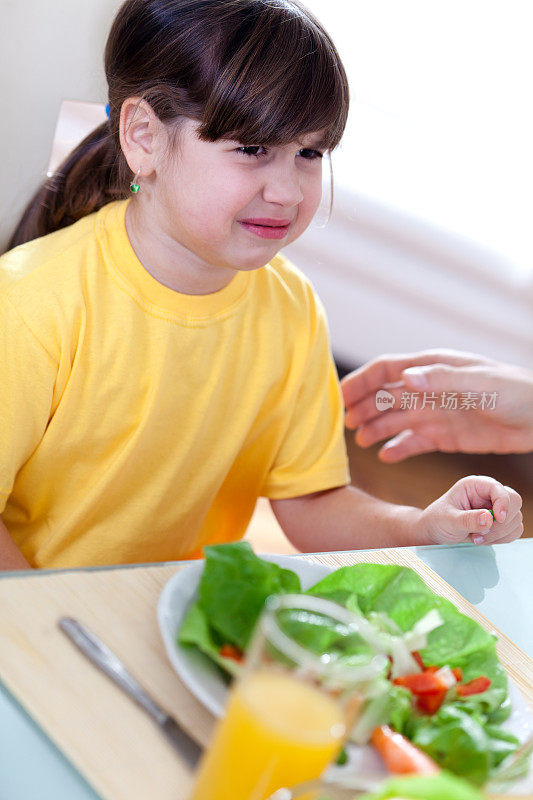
[58,616,203,767]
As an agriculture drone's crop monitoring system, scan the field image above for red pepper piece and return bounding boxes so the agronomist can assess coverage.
[416,688,447,714]
[457,676,491,696]
[416,664,462,681]
[394,670,448,694]
[394,668,451,715]
[219,643,244,662]
[411,651,426,670]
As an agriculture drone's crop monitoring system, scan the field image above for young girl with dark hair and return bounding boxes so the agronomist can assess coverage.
[0,0,522,569]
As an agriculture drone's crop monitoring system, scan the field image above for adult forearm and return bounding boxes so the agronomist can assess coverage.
[272,485,429,552]
[0,516,32,570]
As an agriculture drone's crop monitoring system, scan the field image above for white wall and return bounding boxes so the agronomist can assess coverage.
[285,187,533,369]
[0,0,123,250]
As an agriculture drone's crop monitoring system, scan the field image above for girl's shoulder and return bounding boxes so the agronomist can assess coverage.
[0,205,115,361]
[0,209,102,297]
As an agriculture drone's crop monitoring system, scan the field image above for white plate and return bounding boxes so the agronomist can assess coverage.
[157,554,330,716]
[157,554,533,791]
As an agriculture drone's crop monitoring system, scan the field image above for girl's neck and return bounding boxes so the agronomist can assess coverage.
[124,198,237,296]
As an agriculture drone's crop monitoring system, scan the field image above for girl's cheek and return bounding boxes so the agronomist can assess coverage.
[310,177,325,209]
[189,205,232,244]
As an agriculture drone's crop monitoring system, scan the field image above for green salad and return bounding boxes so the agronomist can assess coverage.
[178,542,524,787]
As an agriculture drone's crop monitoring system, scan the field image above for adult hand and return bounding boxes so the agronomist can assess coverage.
[341,349,533,462]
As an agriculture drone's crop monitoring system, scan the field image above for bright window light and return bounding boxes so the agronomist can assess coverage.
[308,0,533,277]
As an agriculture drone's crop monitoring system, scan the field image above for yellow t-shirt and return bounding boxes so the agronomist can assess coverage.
[0,199,350,568]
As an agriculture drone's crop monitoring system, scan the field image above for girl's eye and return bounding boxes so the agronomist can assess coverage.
[299,149,324,160]
[237,146,267,158]
[236,146,324,160]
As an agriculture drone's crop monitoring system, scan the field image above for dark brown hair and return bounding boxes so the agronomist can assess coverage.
[6,0,349,252]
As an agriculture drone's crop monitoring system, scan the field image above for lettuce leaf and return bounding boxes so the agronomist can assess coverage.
[178,542,300,659]
[358,770,487,800]
[177,601,240,678]
[409,705,519,785]
[198,543,301,650]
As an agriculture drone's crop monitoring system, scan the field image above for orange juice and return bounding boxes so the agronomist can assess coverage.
[190,668,346,800]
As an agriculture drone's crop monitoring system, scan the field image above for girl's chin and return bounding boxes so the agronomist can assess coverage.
[234,258,274,272]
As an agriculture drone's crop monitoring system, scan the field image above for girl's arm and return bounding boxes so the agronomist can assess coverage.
[271,485,426,550]
[0,516,32,570]
[270,476,523,551]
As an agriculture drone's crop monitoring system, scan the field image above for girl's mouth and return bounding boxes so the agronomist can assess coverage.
[238,219,291,240]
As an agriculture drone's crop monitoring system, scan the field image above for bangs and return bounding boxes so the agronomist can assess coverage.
[196,0,349,150]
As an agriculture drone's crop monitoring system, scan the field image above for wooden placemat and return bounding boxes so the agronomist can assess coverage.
[0,549,532,800]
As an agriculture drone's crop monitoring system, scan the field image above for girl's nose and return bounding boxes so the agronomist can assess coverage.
[262,167,304,207]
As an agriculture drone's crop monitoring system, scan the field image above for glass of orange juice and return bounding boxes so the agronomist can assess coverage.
[189,593,388,800]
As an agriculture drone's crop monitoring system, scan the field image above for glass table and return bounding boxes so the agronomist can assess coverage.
[1,540,532,800]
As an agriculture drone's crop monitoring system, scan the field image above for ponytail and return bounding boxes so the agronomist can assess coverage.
[6,120,130,252]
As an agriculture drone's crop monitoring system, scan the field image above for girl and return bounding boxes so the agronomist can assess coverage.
[0,0,523,569]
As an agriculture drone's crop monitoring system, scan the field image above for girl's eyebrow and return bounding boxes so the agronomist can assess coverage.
[297,134,328,149]
[221,135,328,149]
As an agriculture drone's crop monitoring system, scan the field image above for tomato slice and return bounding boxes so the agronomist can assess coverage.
[452,667,463,682]
[457,676,491,696]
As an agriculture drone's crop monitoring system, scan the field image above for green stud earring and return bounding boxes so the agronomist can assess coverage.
[130,168,141,193]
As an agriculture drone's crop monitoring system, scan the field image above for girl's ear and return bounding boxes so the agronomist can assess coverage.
[119,97,162,178]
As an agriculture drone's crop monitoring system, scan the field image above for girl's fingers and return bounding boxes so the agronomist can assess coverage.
[492,523,525,544]
[480,478,511,518]
[491,484,521,522]
[460,476,522,522]
[492,496,508,523]
[472,521,524,546]
[456,508,495,538]
[430,476,523,546]
[502,484,523,517]
[470,510,523,545]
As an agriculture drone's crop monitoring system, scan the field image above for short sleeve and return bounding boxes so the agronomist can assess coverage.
[0,294,57,512]
[260,288,350,499]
